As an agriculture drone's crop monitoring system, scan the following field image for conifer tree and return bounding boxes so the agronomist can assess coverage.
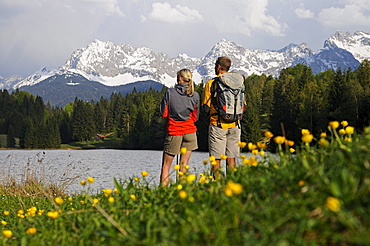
[6,125,16,148]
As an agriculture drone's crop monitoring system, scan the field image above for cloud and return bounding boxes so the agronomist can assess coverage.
[318,0,370,27]
[294,5,314,19]
[215,0,286,37]
[68,0,125,17]
[347,0,370,10]
[148,2,203,24]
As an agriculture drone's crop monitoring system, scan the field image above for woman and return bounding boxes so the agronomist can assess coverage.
[159,69,200,186]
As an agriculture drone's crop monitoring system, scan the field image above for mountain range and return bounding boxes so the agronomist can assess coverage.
[1,31,369,106]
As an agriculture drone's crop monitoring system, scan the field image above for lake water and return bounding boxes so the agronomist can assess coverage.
[1,149,254,194]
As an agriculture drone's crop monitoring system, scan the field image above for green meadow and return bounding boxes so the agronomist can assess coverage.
[0,122,369,245]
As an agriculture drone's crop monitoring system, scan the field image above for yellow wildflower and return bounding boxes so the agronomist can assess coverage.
[274,136,286,144]
[301,129,311,135]
[1,221,6,226]
[80,180,87,186]
[185,165,189,170]
[180,147,187,155]
[188,197,195,203]
[102,189,112,195]
[93,198,99,204]
[3,211,9,216]
[141,171,149,177]
[186,174,197,183]
[211,161,217,166]
[199,176,207,183]
[286,140,294,146]
[203,160,208,165]
[339,129,346,135]
[325,196,340,212]
[242,158,250,165]
[248,142,257,150]
[341,121,348,127]
[264,131,274,138]
[130,194,137,200]
[290,148,295,153]
[260,150,265,156]
[133,177,140,182]
[224,187,233,197]
[320,132,327,138]
[329,121,340,129]
[87,177,95,183]
[47,211,59,219]
[220,154,227,160]
[238,141,247,148]
[298,180,305,186]
[80,200,85,205]
[178,171,184,176]
[319,138,329,148]
[257,142,267,149]
[250,156,258,166]
[2,230,12,238]
[344,137,352,142]
[26,227,37,235]
[225,180,243,196]
[345,126,354,135]
[252,149,259,155]
[55,197,64,205]
[108,197,115,203]
[179,190,187,199]
[68,197,73,201]
[209,156,216,162]
[174,165,180,170]
[302,134,313,143]
[177,184,183,190]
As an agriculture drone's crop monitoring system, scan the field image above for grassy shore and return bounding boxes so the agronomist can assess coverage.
[0,122,369,245]
[60,137,123,150]
[0,133,122,150]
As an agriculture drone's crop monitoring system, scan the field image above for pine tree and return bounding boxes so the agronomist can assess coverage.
[6,125,16,148]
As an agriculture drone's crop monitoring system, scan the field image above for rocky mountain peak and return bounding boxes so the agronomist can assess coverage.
[325,31,370,61]
[4,31,369,91]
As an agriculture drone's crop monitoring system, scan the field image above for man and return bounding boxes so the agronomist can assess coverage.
[201,56,243,176]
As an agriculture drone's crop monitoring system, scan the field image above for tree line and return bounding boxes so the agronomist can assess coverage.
[1,60,369,150]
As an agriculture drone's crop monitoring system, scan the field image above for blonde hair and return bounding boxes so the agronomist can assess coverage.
[177,69,194,97]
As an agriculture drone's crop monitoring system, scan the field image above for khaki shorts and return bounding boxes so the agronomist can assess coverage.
[164,132,198,156]
[209,124,241,159]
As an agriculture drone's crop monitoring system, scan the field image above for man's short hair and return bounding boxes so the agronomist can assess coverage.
[216,57,231,71]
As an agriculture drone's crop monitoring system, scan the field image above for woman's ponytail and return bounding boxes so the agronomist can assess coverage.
[177,69,194,97]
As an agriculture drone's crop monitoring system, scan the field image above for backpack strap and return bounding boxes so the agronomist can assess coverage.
[210,77,222,128]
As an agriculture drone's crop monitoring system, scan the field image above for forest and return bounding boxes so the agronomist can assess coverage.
[0,60,369,151]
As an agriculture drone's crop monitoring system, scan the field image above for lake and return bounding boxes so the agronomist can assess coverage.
[1,149,250,194]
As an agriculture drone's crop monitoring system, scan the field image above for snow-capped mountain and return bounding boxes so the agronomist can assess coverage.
[12,67,57,88]
[10,31,370,90]
[197,39,314,82]
[58,39,202,87]
[0,75,23,90]
[325,31,370,63]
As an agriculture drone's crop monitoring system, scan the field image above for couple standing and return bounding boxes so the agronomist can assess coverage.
[159,56,244,186]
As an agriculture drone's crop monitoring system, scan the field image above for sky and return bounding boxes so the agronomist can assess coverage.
[0,0,369,78]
